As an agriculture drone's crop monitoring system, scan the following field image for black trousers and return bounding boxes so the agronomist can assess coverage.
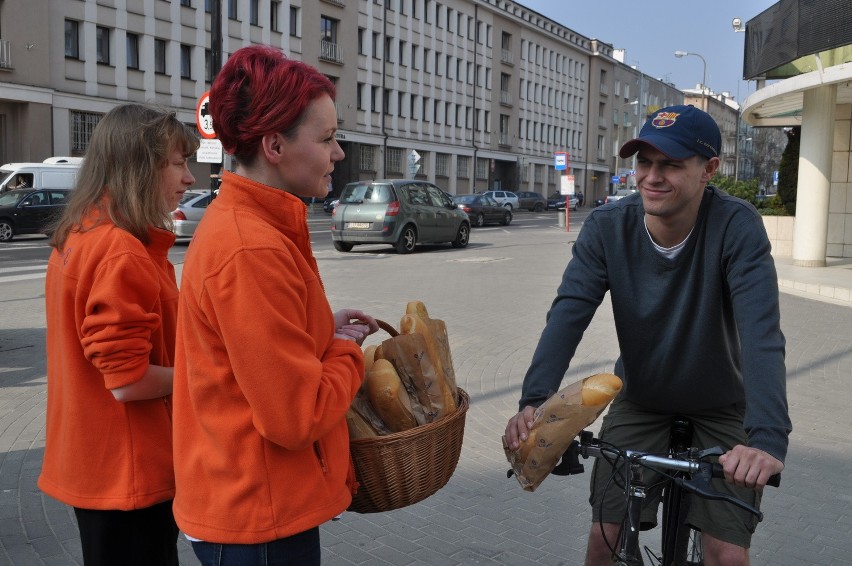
[74,500,179,566]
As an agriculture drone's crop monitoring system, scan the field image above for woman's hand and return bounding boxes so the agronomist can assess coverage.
[333,309,380,346]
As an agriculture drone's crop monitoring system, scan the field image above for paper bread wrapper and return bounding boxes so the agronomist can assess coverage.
[503,373,622,492]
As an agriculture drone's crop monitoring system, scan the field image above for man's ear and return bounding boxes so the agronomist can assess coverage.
[702,157,721,182]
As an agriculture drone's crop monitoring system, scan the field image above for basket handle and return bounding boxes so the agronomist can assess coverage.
[375,319,399,337]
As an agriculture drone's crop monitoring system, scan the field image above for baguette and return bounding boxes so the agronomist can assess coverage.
[365,359,418,433]
[399,314,457,415]
[346,407,379,439]
[505,373,622,492]
[363,344,378,374]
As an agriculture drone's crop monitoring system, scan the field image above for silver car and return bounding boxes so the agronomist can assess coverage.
[171,190,214,238]
[330,180,470,253]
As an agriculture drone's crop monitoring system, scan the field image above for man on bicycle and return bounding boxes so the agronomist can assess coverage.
[504,105,790,566]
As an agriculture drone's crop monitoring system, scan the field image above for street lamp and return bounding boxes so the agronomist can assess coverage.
[674,50,708,111]
[614,100,639,191]
[734,136,753,182]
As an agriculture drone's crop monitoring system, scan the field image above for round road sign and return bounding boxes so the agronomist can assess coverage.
[196,91,216,139]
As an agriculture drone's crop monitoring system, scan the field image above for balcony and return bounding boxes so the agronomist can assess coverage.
[0,40,11,70]
[500,49,513,65]
[322,0,345,5]
[498,132,511,146]
[500,90,512,106]
[319,40,343,64]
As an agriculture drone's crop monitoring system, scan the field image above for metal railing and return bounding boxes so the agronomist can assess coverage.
[500,90,512,106]
[0,40,11,69]
[500,48,513,65]
[321,0,345,6]
[319,40,343,64]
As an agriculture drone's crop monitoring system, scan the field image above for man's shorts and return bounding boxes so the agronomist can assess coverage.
[589,397,761,549]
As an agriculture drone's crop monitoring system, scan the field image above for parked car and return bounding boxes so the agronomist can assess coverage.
[482,190,519,210]
[452,194,512,227]
[322,195,339,213]
[171,189,214,238]
[330,180,470,254]
[0,188,71,241]
[546,193,579,211]
[605,189,639,204]
[514,191,547,212]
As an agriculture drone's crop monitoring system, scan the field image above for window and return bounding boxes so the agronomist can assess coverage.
[371,86,380,112]
[399,40,406,66]
[270,1,280,32]
[386,148,403,174]
[360,146,376,171]
[290,7,300,37]
[475,158,488,180]
[181,0,191,6]
[385,36,393,63]
[96,27,110,64]
[205,49,213,82]
[372,32,380,59]
[358,28,366,55]
[154,39,166,74]
[71,111,103,154]
[65,20,80,59]
[436,153,449,177]
[357,83,365,110]
[228,0,238,20]
[321,17,338,43]
[250,0,259,25]
[180,44,192,79]
[126,33,139,69]
[457,156,469,179]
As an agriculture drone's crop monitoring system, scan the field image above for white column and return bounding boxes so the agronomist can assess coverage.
[793,85,837,267]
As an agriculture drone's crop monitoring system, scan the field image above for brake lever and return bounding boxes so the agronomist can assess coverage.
[676,462,764,521]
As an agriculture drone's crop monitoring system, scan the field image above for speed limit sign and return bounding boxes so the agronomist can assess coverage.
[196,91,216,139]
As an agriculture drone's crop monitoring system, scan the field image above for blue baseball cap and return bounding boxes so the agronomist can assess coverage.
[619,105,721,160]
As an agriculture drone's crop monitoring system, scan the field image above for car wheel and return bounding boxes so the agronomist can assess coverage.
[0,221,13,242]
[395,225,417,254]
[474,213,485,227]
[451,223,470,248]
[333,240,353,252]
[533,203,544,212]
[500,211,512,226]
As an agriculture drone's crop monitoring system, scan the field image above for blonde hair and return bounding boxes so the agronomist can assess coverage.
[50,104,199,248]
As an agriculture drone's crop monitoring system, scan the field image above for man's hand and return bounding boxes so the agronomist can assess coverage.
[503,406,537,451]
[718,445,784,489]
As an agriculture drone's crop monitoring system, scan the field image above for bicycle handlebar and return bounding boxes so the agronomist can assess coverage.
[562,433,781,521]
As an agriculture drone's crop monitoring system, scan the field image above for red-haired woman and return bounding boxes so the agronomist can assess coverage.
[172,45,379,565]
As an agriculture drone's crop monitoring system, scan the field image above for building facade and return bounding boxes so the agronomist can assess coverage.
[1,0,685,203]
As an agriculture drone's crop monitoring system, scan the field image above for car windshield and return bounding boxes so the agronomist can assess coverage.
[0,190,29,207]
[339,183,395,204]
[453,196,477,205]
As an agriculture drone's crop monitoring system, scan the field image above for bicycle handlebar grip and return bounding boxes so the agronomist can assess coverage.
[710,463,781,488]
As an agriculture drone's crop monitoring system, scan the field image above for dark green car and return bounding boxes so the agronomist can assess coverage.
[330,180,470,254]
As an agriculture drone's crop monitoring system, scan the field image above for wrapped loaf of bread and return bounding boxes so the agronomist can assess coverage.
[503,373,623,492]
[364,359,418,433]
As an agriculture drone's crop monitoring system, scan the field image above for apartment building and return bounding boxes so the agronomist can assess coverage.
[0,0,685,202]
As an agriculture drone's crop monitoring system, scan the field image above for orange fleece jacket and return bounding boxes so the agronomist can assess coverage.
[39,214,178,510]
[172,172,364,543]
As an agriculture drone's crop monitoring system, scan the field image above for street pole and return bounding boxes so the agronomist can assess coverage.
[614,100,638,193]
[674,51,708,112]
[210,0,223,197]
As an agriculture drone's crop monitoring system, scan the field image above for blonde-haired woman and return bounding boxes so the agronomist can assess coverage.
[39,103,198,566]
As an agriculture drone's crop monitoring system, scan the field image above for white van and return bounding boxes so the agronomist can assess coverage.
[0,159,82,193]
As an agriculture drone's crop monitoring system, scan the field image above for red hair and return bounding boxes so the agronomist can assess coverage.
[209,45,336,164]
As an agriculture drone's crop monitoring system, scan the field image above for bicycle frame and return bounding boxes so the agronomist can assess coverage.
[572,430,772,566]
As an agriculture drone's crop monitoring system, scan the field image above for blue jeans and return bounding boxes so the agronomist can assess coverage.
[191,527,320,566]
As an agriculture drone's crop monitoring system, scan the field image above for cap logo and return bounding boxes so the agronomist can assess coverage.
[651,111,680,129]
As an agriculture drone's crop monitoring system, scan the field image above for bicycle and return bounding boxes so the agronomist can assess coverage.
[529,417,781,566]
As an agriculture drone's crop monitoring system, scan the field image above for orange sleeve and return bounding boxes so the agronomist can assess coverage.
[198,246,363,450]
[80,250,164,390]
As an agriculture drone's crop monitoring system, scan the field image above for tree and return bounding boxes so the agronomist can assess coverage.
[776,127,800,215]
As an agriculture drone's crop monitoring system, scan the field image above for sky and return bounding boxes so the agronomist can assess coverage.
[518,0,779,104]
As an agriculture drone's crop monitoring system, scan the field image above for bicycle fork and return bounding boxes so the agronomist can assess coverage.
[618,460,648,566]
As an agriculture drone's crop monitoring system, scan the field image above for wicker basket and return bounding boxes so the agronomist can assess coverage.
[348,388,469,514]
